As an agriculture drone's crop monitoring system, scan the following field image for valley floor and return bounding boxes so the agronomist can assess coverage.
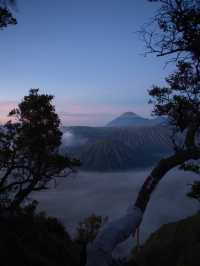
[34,169,199,256]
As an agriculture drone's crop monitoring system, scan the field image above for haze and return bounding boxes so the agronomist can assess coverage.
[34,169,199,256]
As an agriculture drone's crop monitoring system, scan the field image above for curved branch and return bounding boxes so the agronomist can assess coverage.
[86,148,200,266]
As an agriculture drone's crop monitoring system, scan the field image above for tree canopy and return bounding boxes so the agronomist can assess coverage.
[0,0,17,29]
[0,89,80,211]
[86,1,200,265]
[143,0,200,63]
[145,0,200,202]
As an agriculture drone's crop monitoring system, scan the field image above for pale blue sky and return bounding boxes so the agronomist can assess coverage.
[0,0,173,126]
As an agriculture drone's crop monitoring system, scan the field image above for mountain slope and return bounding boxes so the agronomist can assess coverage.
[106,112,165,127]
[63,125,173,172]
[129,212,200,266]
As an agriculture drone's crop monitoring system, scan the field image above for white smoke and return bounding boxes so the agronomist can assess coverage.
[62,131,87,147]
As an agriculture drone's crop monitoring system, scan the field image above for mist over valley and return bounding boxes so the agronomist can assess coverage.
[34,168,199,255]
[34,113,199,255]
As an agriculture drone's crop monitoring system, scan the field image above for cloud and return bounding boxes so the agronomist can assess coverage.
[34,168,199,256]
[62,131,87,147]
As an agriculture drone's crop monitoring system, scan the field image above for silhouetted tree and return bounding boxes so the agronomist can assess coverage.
[86,1,200,265]
[0,0,17,29]
[141,0,200,64]
[75,214,108,266]
[144,0,200,208]
[0,89,80,211]
[76,214,108,244]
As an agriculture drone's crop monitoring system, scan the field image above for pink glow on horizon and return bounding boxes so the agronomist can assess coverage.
[56,100,152,126]
[0,99,152,126]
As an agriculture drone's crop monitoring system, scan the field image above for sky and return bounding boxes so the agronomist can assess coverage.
[0,0,174,126]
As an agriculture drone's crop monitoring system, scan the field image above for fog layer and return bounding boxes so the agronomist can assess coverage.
[34,169,199,255]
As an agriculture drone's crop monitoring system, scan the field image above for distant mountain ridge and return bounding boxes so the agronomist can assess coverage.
[62,124,172,172]
[106,112,165,127]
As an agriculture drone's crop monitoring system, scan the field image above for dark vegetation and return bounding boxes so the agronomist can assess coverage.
[0,88,81,265]
[0,201,109,266]
[0,0,200,266]
[134,0,200,212]
[0,0,17,29]
[0,202,80,266]
[128,212,200,266]
[86,1,200,264]
[0,89,80,212]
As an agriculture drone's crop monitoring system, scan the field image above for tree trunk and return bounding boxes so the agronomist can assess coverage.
[86,149,200,266]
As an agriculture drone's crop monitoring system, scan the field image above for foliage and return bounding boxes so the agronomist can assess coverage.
[0,202,81,266]
[75,214,108,244]
[0,89,80,211]
[75,214,108,266]
[144,0,200,203]
[128,212,200,266]
[149,61,200,144]
[0,0,17,28]
[142,0,200,63]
